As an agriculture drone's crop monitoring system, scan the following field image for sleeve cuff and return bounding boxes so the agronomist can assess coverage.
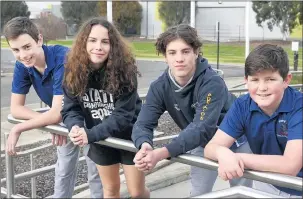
[65,121,84,132]
[134,136,153,149]
[165,142,182,157]
[85,127,96,144]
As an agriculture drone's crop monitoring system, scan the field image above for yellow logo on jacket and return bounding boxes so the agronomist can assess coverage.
[200,93,212,120]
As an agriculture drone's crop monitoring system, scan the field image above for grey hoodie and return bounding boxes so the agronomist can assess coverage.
[132,57,247,157]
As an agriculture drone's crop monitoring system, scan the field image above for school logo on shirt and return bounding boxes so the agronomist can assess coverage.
[81,88,114,120]
[277,120,288,138]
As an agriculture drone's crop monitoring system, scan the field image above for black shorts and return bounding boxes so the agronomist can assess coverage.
[87,143,136,166]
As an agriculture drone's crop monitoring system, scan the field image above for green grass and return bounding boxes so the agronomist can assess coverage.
[290,25,302,39]
[131,41,302,69]
[202,44,246,64]
[131,41,160,58]
[1,38,8,48]
[1,38,302,68]
[1,39,74,48]
[47,40,73,46]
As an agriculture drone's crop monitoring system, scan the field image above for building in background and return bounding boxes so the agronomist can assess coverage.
[195,2,284,41]
[31,3,67,40]
[139,1,163,39]
[49,4,63,19]
[27,1,289,41]
[139,1,286,41]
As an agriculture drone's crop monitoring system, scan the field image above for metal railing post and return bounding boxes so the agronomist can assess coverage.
[4,132,15,198]
[30,154,37,198]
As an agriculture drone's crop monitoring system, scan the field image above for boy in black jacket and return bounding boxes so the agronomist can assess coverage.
[132,24,252,196]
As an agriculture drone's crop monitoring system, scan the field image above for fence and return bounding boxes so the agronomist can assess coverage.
[2,85,303,198]
[196,25,245,42]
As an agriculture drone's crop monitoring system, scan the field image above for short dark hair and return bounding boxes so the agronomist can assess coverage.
[245,44,289,80]
[3,17,40,43]
[155,24,202,56]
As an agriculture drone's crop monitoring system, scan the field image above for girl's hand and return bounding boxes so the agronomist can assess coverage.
[68,125,83,146]
[78,128,88,147]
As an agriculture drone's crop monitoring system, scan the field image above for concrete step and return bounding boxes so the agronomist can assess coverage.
[72,162,189,198]
[150,176,231,198]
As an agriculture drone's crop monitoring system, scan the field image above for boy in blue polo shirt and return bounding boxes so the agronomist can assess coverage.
[3,17,103,198]
[204,44,302,197]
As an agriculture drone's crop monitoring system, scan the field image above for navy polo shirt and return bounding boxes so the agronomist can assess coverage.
[219,86,303,196]
[11,45,68,107]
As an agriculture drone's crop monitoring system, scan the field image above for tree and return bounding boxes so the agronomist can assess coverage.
[158,1,190,28]
[1,1,30,31]
[98,1,142,36]
[252,1,302,40]
[61,1,99,32]
[299,3,303,25]
[35,13,67,44]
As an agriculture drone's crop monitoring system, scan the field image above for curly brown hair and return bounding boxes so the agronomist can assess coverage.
[63,17,139,97]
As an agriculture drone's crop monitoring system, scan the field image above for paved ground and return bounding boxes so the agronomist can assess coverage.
[72,162,231,198]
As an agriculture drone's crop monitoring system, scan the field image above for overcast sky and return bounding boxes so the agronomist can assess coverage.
[26,1,61,18]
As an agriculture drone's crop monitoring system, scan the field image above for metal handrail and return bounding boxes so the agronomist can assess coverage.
[290,70,303,75]
[1,187,28,198]
[213,68,224,78]
[229,84,303,93]
[1,143,53,158]
[1,156,86,184]
[4,84,303,198]
[193,185,284,198]
[6,114,303,192]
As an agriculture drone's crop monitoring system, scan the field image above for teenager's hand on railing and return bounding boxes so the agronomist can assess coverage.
[141,147,170,172]
[70,125,80,134]
[69,125,82,146]
[68,126,88,147]
[6,125,22,156]
[135,150,153,172]
[217,147,245,181]
[78,128,88,147]
[134,142,153,171]
[140,149,162,172]
[51,134,67,146]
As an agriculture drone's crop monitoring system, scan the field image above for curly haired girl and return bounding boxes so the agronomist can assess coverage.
[61,17,149,198]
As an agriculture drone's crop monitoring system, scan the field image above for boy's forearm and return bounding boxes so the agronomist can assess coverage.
[15,108,62,133]
[239,153,300,176]
[156,147,170,160]
[204,143,221,161]
[11,105,42,120]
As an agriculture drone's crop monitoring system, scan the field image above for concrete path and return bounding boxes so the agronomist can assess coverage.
[72,162,230,198]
